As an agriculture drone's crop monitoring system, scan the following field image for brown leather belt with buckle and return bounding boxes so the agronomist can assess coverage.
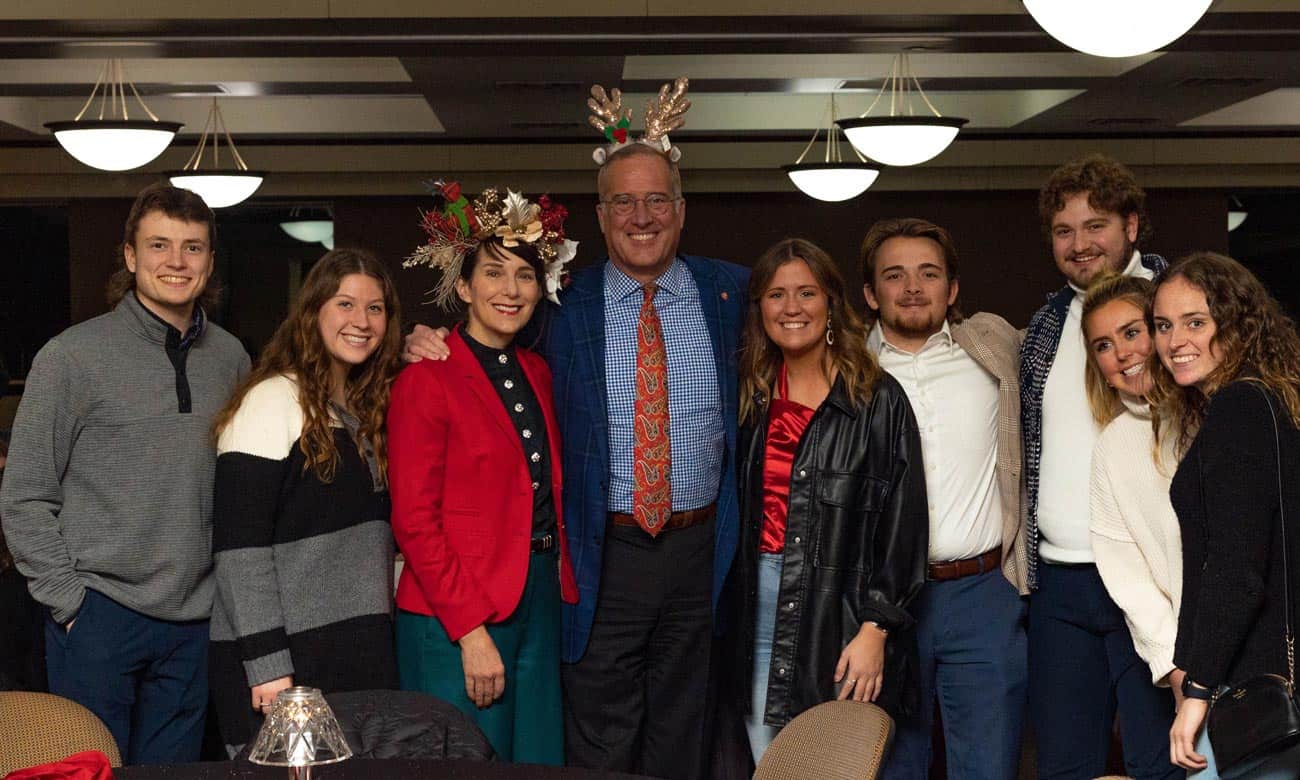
[608,503,717,532]
[927,547,1002,581]
[530,533,556,553]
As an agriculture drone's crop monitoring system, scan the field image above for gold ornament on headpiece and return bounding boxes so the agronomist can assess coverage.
[405,181,577,310]
[587,76,691,165]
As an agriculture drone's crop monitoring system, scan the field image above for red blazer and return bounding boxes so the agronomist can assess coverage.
[387,327,578,642]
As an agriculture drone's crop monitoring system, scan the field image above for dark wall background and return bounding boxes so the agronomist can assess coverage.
[0,207,69,381]
[7,186,1294,382]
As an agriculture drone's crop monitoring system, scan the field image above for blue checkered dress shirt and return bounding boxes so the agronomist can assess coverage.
[604,259,724,513]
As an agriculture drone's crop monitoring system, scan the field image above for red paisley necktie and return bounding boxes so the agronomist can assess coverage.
[634,282,671,536]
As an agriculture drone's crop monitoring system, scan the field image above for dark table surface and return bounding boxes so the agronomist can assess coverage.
[112,759,649,780]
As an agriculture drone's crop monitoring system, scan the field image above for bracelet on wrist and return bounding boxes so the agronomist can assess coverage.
[1181,675,1214,701]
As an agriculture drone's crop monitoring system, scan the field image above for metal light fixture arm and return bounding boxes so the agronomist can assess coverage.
[73,59,163,124]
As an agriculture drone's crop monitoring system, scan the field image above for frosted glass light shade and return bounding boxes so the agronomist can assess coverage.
[1228,210,1247,232]
[169,172,265,208]
[836,117,967,167]
[45,120,182,171]
[280,220,334,244]
[784,163,880,202]
[1024,0,1212,58]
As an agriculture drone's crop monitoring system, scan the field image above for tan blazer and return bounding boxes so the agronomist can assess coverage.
[951,313,1029,595]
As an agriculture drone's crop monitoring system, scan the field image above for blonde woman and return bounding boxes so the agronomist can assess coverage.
[1082,272,1186,724]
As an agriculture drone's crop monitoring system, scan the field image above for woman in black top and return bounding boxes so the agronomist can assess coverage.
[728,238,928,763]
[1149,252,1300,776]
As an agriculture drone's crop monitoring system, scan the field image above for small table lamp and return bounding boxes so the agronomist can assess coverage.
[247,687,352,780]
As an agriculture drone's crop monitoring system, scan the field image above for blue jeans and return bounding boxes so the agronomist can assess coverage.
[44,589,209,764]
[1028,564,1180,780]
[882,568,1027,780]
[745,553,783,764]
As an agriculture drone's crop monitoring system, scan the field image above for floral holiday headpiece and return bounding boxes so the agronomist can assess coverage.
[404,180,577,310]
[587,77,691,165]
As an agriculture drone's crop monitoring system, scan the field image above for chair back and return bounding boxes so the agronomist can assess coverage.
[754,700,894,780]
[0,691,122,773]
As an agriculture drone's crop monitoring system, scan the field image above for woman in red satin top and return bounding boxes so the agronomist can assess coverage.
[727,237,928,765]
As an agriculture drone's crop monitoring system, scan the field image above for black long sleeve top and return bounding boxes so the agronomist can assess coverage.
[1172,381,1300,689]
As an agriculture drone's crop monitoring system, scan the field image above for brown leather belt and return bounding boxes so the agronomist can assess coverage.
[608,503,716,532]
[928,547,1002,581]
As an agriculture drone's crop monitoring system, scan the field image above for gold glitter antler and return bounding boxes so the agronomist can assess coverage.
[587,85,631,135]
[644,77,691,144]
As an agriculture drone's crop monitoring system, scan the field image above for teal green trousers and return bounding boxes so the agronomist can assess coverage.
[396,549,563,765]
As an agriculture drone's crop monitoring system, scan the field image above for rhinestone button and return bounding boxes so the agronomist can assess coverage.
[522,429,533,438]
[532,481,540,490]
[514,403,524,412]
[504,379,514,390]
[498,354,508,364]
[530,452,541,463]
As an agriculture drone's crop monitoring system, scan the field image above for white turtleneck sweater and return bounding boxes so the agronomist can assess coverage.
[1089,396,1183,685]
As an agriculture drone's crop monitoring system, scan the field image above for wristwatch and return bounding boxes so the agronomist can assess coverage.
[1181,675,1214,701]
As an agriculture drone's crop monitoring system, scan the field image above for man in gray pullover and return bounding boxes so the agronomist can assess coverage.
[0,183,249,763]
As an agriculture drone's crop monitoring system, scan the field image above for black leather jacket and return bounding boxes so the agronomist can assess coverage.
[725,372,928,727]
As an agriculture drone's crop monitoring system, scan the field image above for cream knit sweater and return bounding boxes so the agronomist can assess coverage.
[1089,397,1183,685]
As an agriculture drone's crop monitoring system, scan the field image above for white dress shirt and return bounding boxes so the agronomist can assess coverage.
[1038,250,1154,563]
[869,320,1003,562]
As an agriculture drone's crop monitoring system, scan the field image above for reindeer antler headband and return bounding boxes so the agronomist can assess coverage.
[403,180,577,310]
[587,77,691,165]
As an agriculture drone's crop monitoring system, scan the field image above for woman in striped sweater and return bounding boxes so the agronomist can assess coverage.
[208,248,403,757]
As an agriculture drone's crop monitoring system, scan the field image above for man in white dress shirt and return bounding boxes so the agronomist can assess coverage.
[864,218,1028,780]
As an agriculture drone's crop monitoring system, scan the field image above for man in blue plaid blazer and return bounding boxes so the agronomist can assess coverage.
[1019,154,1177,780]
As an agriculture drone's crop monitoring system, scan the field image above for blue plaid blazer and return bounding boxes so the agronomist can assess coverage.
[1017,253,1167,591]
[542,254,750,662]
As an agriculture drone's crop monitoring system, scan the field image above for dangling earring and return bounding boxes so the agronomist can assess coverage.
[825,314,835,346]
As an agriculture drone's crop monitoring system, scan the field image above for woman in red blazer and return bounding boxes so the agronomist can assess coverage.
[387,185,577,764]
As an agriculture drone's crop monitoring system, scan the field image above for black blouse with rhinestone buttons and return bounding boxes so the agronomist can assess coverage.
[463,330,556,537]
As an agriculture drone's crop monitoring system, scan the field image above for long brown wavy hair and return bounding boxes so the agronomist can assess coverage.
[739,238,883,424]
[213,248,403,484]
[1081,271,1156,426]
[1147,251,1300,455]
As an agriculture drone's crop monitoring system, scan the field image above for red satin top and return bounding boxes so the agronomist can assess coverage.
[760,365,816,554]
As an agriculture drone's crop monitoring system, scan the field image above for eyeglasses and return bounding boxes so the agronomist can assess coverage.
[600,194,680,216]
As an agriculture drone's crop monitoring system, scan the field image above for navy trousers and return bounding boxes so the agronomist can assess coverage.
[883,568,1028,780]
[45,589,208,764]
[1027,564,1180,780]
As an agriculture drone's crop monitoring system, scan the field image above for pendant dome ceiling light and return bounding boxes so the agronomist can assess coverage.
[1023,0,1212,58]
[1228,196,1248,233]
[44,59,182,171]
[168,99,265,209]
[836,53,968,167]
[281,207,334,250]
[783,93,882,202]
